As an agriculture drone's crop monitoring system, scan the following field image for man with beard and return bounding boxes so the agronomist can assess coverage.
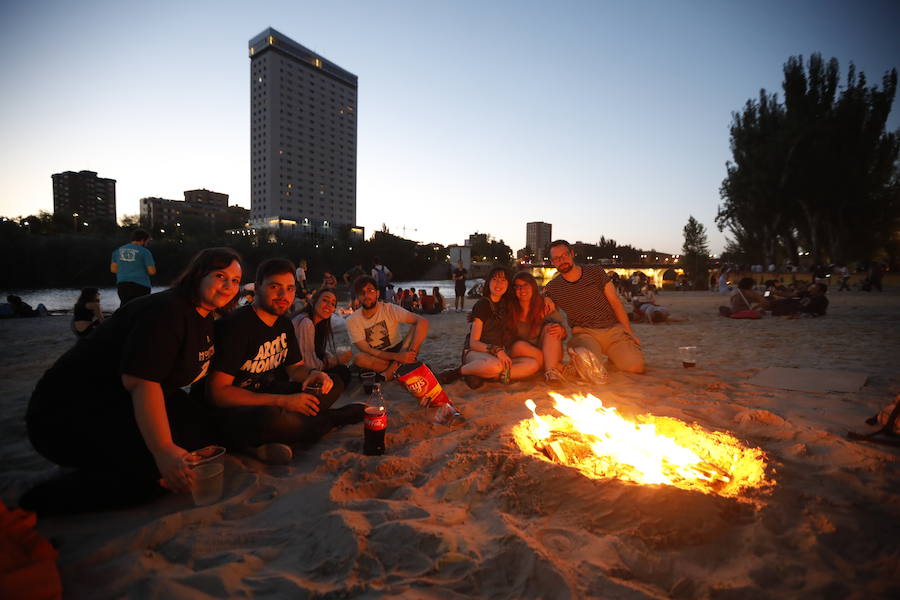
[201,258,363,464]
[347,275,429,381]
[542,240,644,383]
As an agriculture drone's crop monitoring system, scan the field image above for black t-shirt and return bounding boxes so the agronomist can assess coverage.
[802,295,829,316]
[470,298,510,348]
[50,289,215,394]
[212,305,302,391]
[453,268,467,292]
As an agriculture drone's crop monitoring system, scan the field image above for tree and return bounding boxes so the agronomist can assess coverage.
[682,216,709,290]
[717,53,899,264]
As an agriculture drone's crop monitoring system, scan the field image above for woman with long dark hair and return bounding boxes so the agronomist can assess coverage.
[440,267,540,388]
[506,272,548,369]
[291,288,352,386]
[72,287,103,337]
[23,248,243,515]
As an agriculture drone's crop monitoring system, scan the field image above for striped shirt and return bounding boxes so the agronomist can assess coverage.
[544,265,617,329]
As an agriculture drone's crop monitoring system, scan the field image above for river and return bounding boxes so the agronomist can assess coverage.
[5,279,479,313]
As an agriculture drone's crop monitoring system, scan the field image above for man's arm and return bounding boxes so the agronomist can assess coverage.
[110,262,118,274]
[399,311,429,355]
[205,369,320,415]
[147,265,157,276]
[284,361,333,393]
[352,339,416,364]
[604,281,640,344]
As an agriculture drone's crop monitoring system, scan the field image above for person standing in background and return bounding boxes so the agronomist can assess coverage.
[111,229,156,307]
[371,257,392,302]
[452,260,467,312]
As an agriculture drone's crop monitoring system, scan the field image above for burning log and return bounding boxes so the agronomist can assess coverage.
[515,394,773,499]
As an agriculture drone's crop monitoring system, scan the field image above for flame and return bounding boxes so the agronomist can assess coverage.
[513,393,773,498]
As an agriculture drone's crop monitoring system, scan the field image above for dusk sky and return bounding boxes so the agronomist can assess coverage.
[1,0,898,255]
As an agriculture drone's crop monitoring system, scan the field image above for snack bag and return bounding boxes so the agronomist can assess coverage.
[396,361,451,407]
[568,347,608,384]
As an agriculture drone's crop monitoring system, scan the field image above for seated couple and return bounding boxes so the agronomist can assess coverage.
[438,267,550,389]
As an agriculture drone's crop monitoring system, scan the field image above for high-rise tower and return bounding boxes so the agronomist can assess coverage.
[248,28,358,236]
[526,221,552,261]
[51,170,117,224]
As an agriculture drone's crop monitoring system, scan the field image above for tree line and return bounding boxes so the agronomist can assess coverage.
[717,53,899,266]
[0,215,457,290]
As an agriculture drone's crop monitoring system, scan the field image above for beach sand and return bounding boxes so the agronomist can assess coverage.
[1,291,898,599]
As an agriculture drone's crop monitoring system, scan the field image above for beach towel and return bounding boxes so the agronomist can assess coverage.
[748,367,867,393]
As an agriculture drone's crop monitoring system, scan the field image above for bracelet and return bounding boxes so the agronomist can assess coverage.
[488,344,502,356]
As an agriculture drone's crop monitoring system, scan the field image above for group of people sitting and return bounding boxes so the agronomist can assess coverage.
[718,277,829,318]
[0,295,49,319]
[23,250,368,516]
[394,287,445,314]
[21,240,652,515]
[436,241,646,387]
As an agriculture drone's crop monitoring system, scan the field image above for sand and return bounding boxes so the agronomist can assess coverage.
[1,291,898,599]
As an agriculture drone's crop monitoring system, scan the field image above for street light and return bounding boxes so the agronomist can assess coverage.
[73,212,79,231]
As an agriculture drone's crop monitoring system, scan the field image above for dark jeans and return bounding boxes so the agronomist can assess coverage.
[210,377,346,449]
[117,281,151,306]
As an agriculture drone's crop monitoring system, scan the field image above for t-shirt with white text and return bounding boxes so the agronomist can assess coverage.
[212,305,302,391]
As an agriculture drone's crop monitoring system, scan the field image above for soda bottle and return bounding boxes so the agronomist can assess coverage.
[364,384,386,455]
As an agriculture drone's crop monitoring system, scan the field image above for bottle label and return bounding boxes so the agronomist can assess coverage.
[364,407,386,431]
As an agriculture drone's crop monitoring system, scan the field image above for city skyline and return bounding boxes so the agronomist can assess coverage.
[1,1,898,255]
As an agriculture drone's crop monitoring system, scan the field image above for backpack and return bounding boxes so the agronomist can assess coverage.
[373,266,389,288]
[847,395,900,447]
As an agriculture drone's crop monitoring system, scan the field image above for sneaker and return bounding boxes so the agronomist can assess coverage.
[252,442,293,465]
[544,368,565,386]
[560,362,581,381]
[328,403,367,427]
[463,375,484,389]
[437,368,461,384]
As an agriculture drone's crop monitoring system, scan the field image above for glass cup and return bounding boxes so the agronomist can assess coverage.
[678,346,698,368]
[335,345,352,365]
[185,445,226,506]
[361,371,376,395]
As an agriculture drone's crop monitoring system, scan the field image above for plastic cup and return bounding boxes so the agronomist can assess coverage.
[361,371,376,394]
[190,463,224,506]
[678,346,698,368]
[185,445,226,506]
[306,382,323,397]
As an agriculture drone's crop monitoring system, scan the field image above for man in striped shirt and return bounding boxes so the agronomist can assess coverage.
[543,240,645,382]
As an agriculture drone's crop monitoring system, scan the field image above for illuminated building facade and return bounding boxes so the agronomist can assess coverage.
[248,28,358,237]
[526,221,552,261]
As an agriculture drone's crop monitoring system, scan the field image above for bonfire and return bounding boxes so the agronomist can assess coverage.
[513,393,773,499]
